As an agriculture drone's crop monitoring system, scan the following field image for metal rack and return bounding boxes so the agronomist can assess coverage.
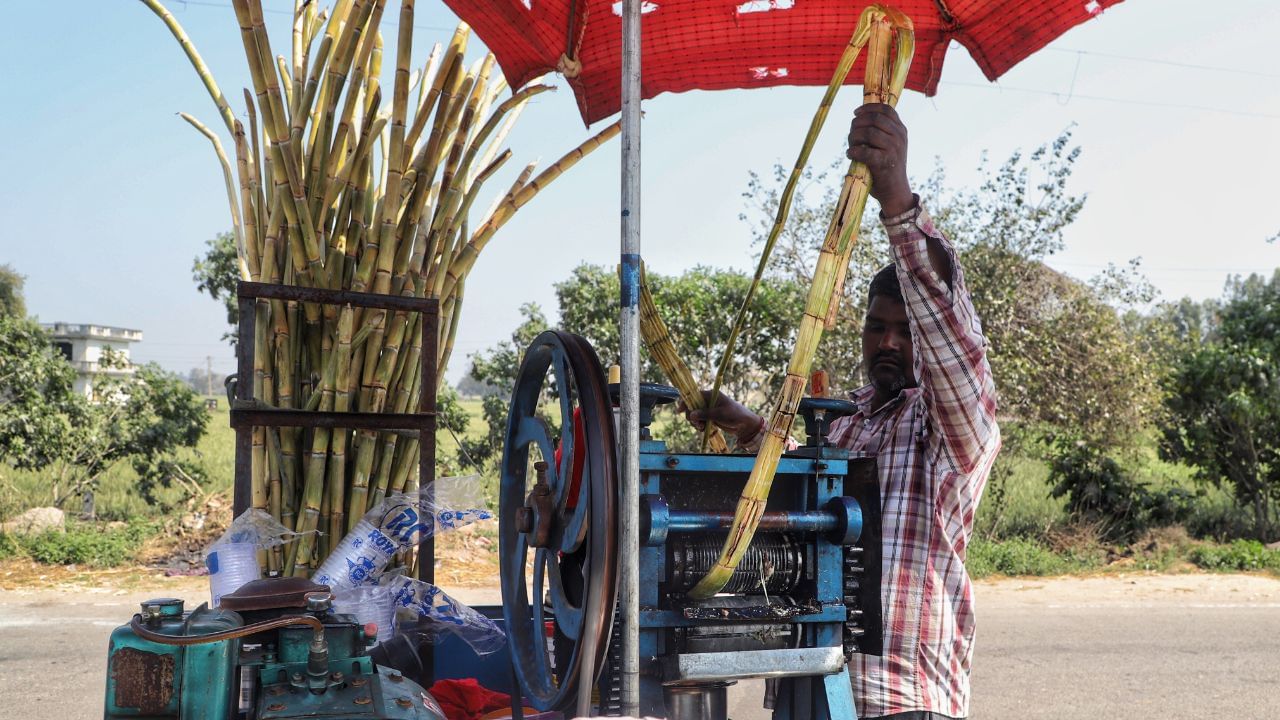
[228,281,440,590]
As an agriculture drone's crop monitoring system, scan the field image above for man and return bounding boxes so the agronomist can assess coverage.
[685,104,1000,720]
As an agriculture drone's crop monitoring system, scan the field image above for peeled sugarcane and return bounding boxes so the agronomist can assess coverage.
[142,0,619,577]
[687,5,915,599]
[637,263,731,453]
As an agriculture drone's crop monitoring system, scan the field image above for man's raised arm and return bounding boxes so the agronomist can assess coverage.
[849,103,999,472]
[887,206,999,473]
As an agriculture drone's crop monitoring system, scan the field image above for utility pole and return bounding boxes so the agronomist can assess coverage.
[206,355,213,397]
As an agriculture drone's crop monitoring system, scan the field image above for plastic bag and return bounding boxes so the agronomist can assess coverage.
[312,476,491,591]
[209,508,293,550]
[383,574,506,655]
[205,508,294,607]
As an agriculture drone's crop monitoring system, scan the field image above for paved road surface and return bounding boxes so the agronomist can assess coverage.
[2,573,1277,719]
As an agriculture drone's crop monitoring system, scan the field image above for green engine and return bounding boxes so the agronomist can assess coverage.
[104,578,445,720]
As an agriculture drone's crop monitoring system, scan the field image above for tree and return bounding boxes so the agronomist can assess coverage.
[0,315,85,468]
[467,267,829,459]
[743,130,1162,449]
[1161,271,1280,538]
[192,231,239,343]
[0,317,211,512]
[464,304,552,471]
[556,264,816,401]
[0,264,26,319]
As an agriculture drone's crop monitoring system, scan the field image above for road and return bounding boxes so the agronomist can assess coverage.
[2,572,1277,719]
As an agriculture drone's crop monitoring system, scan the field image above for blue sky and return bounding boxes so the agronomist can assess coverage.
[2,1,1278,382]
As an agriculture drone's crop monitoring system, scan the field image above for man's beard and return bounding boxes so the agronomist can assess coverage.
[868,355,908,397]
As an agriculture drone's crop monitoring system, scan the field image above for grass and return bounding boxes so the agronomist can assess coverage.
[3,396,1278,578]
[0,520,156,567]
[1190,540,1280,572]
[0,398,237,523]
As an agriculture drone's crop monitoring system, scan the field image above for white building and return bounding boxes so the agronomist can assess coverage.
[42,322,143,399]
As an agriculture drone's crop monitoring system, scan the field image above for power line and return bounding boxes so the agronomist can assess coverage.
[936,79,1280,120]
[1045,47,1280,81]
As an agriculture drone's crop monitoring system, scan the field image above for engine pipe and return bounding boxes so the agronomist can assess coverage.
[642,496,861,547]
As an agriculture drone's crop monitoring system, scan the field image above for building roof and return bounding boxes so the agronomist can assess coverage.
[42,322,143,342]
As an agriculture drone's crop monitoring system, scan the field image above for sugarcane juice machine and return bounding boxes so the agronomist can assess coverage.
[103,282,446,720]
[103,579,446,720]
[500,331,883,719]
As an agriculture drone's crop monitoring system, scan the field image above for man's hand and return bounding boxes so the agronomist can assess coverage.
[847,103,914,217]
[677,391,762,444]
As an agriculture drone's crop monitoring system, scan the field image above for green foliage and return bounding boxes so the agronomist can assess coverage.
[0,263,26,319]
[0,317,209,512]
[743,130,1163,448]
[967,537,1098,578]
[192,231,240,344]
[111,365,212,505]
[1048,438,1147,540]
[556,264,813,401]
[1190,540,1280,573]
[0,521,155,567]
[0,316,86,467]
[464,304,551,470]
[1160,271,1280,539]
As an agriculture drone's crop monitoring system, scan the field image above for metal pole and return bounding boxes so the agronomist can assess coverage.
[619,0,643,715]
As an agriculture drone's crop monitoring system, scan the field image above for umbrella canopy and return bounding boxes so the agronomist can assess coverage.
[442,0,1124,125]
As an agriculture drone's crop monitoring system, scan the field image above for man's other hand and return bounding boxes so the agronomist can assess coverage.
[677,391,762,445]
[847,103,914,217]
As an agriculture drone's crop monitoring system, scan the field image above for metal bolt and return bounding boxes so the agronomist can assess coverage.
[396,698,413,709]
[354,696,373,706]
[388,672,404,683]
[267,686,286,697]
[350,678,367,688]
[330,672,344,682]
[515,507,533,533]
[291,673,303,682]
[267,704,286,712]
[665,455,679,468]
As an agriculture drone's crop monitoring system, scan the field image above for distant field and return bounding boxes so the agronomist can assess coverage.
[1,398,236,522]
[0,396,497,522]
[1,394,1253,571]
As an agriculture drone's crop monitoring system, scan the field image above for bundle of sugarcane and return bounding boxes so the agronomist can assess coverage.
[142,0,619,577]
[636,263,731,453]
[687,5,914,599]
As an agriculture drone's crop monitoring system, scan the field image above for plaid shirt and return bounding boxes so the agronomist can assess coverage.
[832,202,1001,718]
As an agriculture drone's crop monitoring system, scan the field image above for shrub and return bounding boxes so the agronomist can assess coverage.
[967,537,1097,578]
[1190,540,1280,573]
[0,521,155,567]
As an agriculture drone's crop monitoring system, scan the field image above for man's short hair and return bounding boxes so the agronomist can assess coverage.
[868,263,903,304]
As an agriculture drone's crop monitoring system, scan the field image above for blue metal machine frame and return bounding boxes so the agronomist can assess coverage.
[628,428,877,719]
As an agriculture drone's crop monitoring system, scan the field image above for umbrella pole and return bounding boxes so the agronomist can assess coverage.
[617,0,643,716]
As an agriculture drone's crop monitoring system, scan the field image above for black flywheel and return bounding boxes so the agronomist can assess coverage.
[499,331,618,714]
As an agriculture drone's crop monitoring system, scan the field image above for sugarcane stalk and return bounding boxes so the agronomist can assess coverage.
[687,6,914,600]
[146,1,622,583]
[326,307,355,545]
[637,263,730,453]
[697,7,893,452]
[138,0,237,134]
[444,121,622,301]
[289,312,342,576]
[180,112,251,283]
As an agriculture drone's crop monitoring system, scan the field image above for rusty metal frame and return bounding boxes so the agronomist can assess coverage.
[229,281,439,591]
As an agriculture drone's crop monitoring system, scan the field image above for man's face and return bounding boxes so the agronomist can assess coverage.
[862,295,916,399]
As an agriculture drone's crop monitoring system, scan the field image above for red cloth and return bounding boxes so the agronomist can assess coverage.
[428,678,511,720]
[442,0,1124,125]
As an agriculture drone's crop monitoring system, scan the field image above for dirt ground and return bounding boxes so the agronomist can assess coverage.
[2,566,1277,719]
